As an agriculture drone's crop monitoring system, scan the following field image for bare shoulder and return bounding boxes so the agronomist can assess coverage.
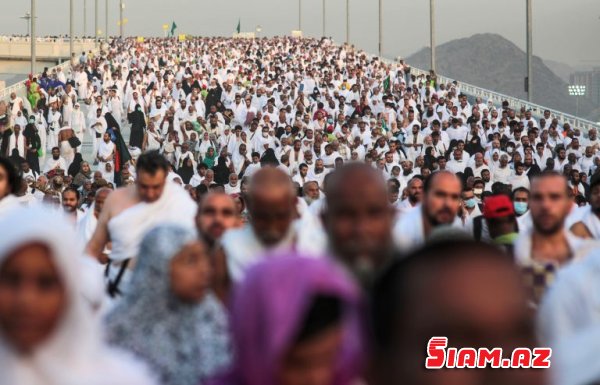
[570,221,593,239]
[104,185,139,218]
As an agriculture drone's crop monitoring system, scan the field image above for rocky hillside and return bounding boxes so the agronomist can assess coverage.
[406,33,596,120]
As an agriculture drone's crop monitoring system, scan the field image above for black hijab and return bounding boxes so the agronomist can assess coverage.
[68,153,84,177]
[260,148,280,167]
[104,112,121,131]
[177,161,195,185]
[128,104,146,128]
[213,156,230,185]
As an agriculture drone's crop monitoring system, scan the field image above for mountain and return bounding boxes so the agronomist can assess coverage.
[543,59,575,83]
[406,33,595,120]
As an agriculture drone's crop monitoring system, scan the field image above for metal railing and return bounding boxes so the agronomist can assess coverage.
[407,66,600,133]
[0,60,73,105]
[0,45,101,106]
[0,36,97,43]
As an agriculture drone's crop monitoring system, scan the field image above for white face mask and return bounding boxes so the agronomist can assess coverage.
[473,188,483,195]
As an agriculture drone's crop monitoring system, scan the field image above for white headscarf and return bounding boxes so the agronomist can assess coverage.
[0,206,158,385]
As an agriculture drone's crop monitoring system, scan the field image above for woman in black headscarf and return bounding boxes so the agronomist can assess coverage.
[177,157,195,185]
[212,155,231,185]
[23,117,41,174]
[68,153,84,177]
[423,146,437,171]
[128,104,146,149]
[260,148,279,167]
[104,112,131,187]
[105,111,121,131]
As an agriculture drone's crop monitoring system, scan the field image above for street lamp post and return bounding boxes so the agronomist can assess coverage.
[378,0,382,57]
[256,25,262,38]
[31,0,36,75]
[526,0,533,102]
[70,0,74,60]
[20,12,31,36]
[105,0,109,40]
[95,0,99,45]
[84,0,87,36]
[298,0,302,32]
[430,0,435,73]
[346,0,350,44]
[120,1,124,38]
[568,85,586,117]
[322,0,326,37]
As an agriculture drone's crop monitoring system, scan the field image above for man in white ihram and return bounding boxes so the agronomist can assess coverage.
[85,151,196,298]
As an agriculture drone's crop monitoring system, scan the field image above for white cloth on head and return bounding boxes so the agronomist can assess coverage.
[0,206,158,385]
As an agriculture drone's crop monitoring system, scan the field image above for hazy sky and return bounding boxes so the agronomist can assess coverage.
[1,0,599,69]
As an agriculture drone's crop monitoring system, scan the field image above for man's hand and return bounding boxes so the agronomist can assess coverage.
[98,253,110,264]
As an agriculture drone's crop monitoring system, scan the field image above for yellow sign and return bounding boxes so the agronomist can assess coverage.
[162,24,169,31]
[178,34,186,41]
[137,36,144,43]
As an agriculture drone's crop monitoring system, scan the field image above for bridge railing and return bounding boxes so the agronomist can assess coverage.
[407,66,600,133]
[0,60,73,104]
[0,41,101,105]
[0,36,97,44]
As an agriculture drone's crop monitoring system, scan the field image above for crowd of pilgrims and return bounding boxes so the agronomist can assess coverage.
[1,36,600,385]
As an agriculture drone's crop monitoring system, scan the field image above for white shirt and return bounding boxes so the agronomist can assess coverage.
[538,246,600,348]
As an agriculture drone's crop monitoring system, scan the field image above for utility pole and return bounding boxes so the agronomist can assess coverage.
[526,0,533,102]
[70,0,74,60]
[322,0,325,37]
[20,12,31,36]
[105,0,109,40]
[95,0,99,45]
[298,0,302,32]
[378,0,382,57]
[31,0,36,75]
[430,0,436,72]
[120,0,124,38]
[83,0,87,36]
[346,0,350,44]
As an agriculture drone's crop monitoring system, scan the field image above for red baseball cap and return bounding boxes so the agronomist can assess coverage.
[483,195,515,219]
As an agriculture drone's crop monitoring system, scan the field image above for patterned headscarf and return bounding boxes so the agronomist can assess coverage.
[105,224,231,385]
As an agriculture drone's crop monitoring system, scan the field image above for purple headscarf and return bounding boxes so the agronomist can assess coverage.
[211,253,365,385]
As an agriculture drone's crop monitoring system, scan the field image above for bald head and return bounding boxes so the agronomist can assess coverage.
[323,164,394,285]
[248,167,297,246]
[249,167,296,200]
[325,163,387,203]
